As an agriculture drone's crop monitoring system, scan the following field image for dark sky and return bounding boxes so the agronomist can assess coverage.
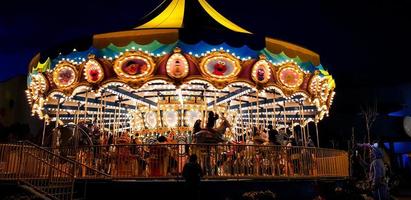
[1,0,411,144]
[1,0,410,86]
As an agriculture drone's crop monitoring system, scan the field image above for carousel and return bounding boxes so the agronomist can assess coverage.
[26,0,335,148]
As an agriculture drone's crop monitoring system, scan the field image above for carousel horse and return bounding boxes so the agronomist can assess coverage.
[192,115,231,144]
[48,123,94,148]
[191,116,231,176]
[42,122,95,161]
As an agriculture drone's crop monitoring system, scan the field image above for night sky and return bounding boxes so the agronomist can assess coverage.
[1,0,411,145]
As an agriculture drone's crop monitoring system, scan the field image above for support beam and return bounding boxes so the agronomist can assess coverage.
[207,87,251,107]
[229,94,306,110]
[238,114,316,120]
[71,96,136,110]
[45,104,129,114]
[236,106,317,113]
[107,86,157,107]
[54,114,129,120]
[136,88,230,94]
[141,94,224,99]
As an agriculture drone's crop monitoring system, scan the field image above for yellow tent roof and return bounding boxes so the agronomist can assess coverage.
[135,0,251,34]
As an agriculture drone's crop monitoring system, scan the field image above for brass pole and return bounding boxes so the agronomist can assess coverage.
[203,88,207,128]
[117,102,122,135]
[113,103,117,136]
[214,89,217,114]
[41,119,46,146]
[157,96,162,128]
[300,103,306,146]
[98,94,102,128]
[256,91,260,130]
[84,91,88,121]
[247,103,252,141]
[108,113,112,132]
[74,102,80,151]
[272,93,276,129]
[239,96,244,142]
[307,121,310,144]
[282,101,287,133]
[100,92,105,129]
[118,102,122,136]
[103,94,107,131]
[265,102,269,129]
[55,97,61,128]
[315,121,320,148]
[181,94,184,131]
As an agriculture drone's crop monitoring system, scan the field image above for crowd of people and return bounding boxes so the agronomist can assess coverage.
[45,111,324,179]
[70,132,321,179]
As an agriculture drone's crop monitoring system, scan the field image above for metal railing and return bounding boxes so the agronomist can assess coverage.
[0,141,110,200]
[46,144,349,179]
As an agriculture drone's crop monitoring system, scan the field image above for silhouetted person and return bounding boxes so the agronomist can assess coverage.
[108,133,114,145]
[157,135,167,143]
[182,154,203,200]
[357,143,389,200]
[286,135,297,147]
[252,126,258,137]
[193,119,202,134]
[206,111,218,129]
[307,136,315,147]
[267,125,279,145]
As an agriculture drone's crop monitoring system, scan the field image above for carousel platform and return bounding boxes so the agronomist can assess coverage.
[1,141,348,199]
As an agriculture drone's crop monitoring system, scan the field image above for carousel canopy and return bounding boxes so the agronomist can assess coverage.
[26,0,335,139]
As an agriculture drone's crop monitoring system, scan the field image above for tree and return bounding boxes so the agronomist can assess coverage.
[360,102,378,145]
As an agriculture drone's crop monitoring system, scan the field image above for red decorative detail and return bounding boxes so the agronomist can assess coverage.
[89,69,100,82]
[122,59,148,75]
[213,61,227,76]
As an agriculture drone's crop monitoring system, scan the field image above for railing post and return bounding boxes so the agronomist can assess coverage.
[17,141,24,181]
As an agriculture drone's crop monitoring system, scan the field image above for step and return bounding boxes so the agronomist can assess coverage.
[39,185,73,190]
[53,191,81,199]
[48,180,73,185]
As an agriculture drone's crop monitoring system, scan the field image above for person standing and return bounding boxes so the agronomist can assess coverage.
[267,125,279,145]
[182,154,203,200]
[369,144,389,200]
[193,119,202,134]
[358,143,389,200]
[306,136,315,147]
[206,111,219,130]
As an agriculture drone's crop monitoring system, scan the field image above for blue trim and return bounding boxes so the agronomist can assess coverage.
[107,86,157,107]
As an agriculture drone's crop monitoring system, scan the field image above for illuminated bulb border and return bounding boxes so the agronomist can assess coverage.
[277,65,304,89]
[199,51,241,81]
[113,51,155,80]
[52,62,78,88]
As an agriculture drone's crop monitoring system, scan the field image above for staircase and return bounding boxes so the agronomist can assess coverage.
[0,141,110,200]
